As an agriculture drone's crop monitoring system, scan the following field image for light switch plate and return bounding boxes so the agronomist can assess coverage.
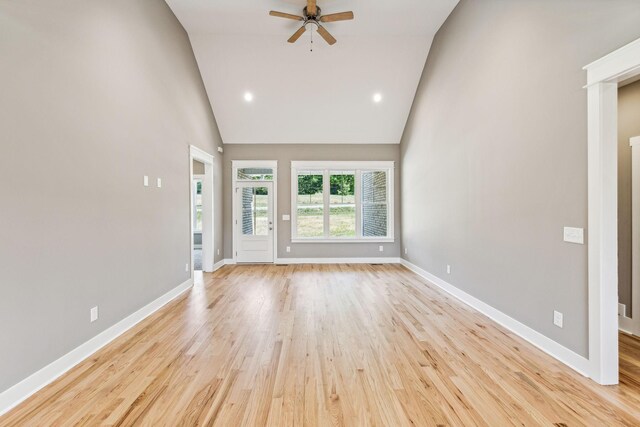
[157,178,162,188]
[563,227,584,244]
[282,214,290,221]
[90,306,98,323]
[286,246,291,253]
[619,303,627,317]
[143,176,149,187]
[553,310,563,328]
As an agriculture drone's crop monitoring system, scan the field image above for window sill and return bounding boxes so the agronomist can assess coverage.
[291,238,394,244]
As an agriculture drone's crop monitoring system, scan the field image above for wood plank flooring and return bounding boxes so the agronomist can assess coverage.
[2,264,640,426]
[620,332,640,391]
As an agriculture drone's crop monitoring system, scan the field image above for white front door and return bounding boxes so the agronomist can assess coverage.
[235,182,274,263]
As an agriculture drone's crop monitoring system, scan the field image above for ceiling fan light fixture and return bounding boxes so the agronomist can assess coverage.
[269,1,353,46]
[305,21,319,32]
[244,92,254,102]
[373,93,383,103]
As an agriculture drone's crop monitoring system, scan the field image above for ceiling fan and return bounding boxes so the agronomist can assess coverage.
[269,0,354,46]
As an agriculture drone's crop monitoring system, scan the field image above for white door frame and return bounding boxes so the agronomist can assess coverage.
[584,37,640,385]
[190,146,215,275]
[231,160,278,263]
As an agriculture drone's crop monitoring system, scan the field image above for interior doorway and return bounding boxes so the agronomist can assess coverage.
[192,162,205,271]
[617,78,640,390]
[618,79,640,335]
[585,37,640,385]
[189,146,215,275]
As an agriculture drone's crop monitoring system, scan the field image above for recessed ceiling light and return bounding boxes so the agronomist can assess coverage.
[373,93,383,103]
[244,92,254,102]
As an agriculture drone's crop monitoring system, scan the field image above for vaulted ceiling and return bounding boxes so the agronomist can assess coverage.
[165,0,459,144]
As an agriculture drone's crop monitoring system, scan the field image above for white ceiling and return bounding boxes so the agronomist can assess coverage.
[166,0,459,144]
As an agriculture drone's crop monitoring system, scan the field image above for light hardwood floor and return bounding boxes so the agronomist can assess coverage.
[2,264,640,426]
[620,332,640,392]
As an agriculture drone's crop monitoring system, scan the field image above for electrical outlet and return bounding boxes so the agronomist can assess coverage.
[185,263,189,272]
[157,178,162,188]
[217,249,220,256]
[553,310,563,328]
[619,303,627,317]
[90,306,98,323]
[379,246,384,252]
[282,214,290,221]
[446,265,451,274]
[286,246,291,253]
[404,248,408,255]
[143,175,149,187]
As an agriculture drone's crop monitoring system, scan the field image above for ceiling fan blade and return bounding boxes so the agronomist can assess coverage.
[320,11,354,23]
[269,11,304,21]
[317,25,336,45]
[288,26,307,43]
[307,0,317,16]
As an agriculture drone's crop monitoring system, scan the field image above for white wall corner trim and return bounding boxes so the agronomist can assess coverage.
[0,278,194,417]
[275,257,401,265]
[400,259,591,378]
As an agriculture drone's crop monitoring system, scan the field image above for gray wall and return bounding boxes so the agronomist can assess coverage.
[618,79,640,314]
[400,0,640,357]
[0,0,224,393]
[223,144,401,260]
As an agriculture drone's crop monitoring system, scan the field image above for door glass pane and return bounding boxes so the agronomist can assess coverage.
[194,179,203,231]
[241,187,269,235]
[329,171,356,237]
[237,168,274,181]
[362,171,388,237]
[297,172,324,238]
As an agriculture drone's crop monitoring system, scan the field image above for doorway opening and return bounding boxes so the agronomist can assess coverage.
[192,161,205,271]
[585,37,640,385]
[189,146,215,277]
[617,78,640,388]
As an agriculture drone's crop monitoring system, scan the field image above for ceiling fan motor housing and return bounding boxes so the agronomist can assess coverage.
[303,6,321,19]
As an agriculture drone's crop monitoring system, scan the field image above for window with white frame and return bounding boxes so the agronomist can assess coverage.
[291,161,394,242]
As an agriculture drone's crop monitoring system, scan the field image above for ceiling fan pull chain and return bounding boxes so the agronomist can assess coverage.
[310,29,313,52]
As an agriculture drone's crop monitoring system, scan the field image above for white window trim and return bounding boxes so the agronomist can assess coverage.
[290,160,394,243]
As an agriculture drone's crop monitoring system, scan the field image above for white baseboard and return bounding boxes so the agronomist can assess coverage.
[0,278,194,417]
[619,315,638,335]
[275,257,401,265]
[212,259,225,271]
[400,259,591,378]
[223,258,236,265]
